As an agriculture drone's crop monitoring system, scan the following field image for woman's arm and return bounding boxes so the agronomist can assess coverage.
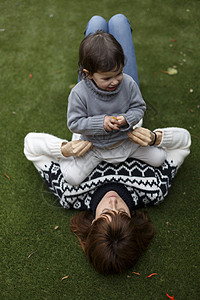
[128,127,160,146]
[24,133,64,170]
[155,127,191,168]
[128,127,191,168]
[24,132,93,210]
[24,132,92,171]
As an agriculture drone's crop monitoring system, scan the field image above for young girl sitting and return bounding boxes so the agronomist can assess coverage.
[64,27,166,186]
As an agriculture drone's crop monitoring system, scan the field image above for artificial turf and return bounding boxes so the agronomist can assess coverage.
[0,0,199,299]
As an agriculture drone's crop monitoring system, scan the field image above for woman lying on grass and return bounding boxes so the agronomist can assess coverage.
[24,126,190,274]
[24,14,191,275]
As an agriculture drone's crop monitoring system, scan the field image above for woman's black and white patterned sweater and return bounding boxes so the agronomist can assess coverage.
[24,128,191,210]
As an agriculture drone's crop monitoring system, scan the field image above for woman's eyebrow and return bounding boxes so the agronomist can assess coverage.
[100,208,127,215]
[100,209,110,215]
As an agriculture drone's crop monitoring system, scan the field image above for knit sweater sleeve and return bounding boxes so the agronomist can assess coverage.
[155,127,191,169]
[67,89,107,136]
[24,132,66,171]
[120,77,146,130]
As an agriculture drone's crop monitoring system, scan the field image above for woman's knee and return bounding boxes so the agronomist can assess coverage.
[86,16,108,34]
[153,149,167,167]
[63,171,83,186]
[109,14,129,27]
[89,15,106,23]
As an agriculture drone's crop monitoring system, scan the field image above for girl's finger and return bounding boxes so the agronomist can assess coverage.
[111,118,119,125]
[107,122,117,131]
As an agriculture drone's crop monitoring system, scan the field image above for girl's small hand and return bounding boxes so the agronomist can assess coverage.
[61,140,93,157]
[104,116,120,131]
[116,115,128,127]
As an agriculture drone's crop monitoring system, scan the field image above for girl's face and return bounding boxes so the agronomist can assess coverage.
[84,66,123,92]
[94,191,131,221]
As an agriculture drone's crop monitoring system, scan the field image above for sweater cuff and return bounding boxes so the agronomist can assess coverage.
[49,139,67,159]
[154,128,173,148]
[91,114,108,134]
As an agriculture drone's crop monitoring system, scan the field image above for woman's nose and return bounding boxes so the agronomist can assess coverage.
[109,197,118,209]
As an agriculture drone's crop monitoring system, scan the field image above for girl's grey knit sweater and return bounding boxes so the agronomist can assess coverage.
[67,74,146,148]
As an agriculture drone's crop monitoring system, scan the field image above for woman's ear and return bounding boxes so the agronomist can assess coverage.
[83,69,93,79]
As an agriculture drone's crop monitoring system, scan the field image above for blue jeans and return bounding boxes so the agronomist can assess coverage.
[84,14,139,87]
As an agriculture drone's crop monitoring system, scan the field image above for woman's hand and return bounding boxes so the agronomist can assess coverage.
[61,140,92,157]
[128,127,162,147]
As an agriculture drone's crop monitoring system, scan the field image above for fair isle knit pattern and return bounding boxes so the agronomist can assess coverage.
[39,158,177,210]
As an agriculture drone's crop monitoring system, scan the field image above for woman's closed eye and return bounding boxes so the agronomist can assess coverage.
[100,209,128,216]
[118,210,129,216]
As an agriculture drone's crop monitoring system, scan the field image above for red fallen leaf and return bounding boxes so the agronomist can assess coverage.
[29,74,33,79]
[171,39,177,42]
[166,293,175,300]
[4,173,10,180]
[161,70,169,74]
[132,272,141,276]
[61,275,70,282]
[145,273,158,278]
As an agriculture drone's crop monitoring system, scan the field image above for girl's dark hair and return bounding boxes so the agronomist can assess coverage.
[78,31,125,79]
[70,210,154,275]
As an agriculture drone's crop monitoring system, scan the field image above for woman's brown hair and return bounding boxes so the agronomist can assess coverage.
[78,31,125,79]
[70,210,154,275]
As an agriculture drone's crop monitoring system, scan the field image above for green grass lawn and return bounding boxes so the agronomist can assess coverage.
[1,0,199,299]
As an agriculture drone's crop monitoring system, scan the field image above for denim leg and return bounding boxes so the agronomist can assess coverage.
[85,15,108,36]
[108,14,139,87]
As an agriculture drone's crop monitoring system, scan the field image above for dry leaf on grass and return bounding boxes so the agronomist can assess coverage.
[132,272,141,276]
[167,68,178,75]
[27,250,37,258]
[145,273,158,278]
[4,173,10,180]
[161,68,178,75]
[61,275,70,282]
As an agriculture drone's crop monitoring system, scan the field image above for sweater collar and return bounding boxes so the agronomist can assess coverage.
[90,183,134,217]
[84,77,122,101]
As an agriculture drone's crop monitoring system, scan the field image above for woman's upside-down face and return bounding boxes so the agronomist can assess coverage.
[94,191,131,221]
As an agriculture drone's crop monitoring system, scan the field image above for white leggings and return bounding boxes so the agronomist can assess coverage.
[60,139,166,186]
